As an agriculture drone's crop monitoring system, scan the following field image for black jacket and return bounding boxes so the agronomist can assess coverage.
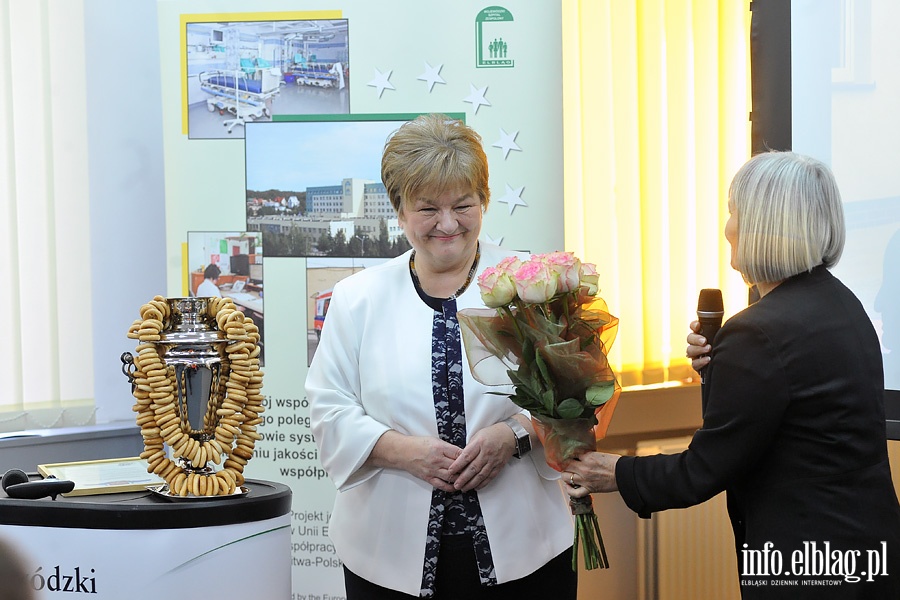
[617,266,900,598]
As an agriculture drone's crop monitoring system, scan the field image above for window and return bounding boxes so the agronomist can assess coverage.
[0,1,95,431]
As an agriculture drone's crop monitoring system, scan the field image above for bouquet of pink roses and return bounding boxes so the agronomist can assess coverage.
[458,251,620,571]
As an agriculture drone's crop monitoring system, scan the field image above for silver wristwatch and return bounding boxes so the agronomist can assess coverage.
[503,417,532,458]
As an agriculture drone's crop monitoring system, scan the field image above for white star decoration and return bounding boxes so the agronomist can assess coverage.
[492,128,521,160]
[463,84,491,114]
[417,61,446,93]
[496,184,527,215]
[484,233,504,246]
[367,68,395,98]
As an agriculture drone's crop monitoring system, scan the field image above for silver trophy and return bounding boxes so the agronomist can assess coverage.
[122,296,264,497]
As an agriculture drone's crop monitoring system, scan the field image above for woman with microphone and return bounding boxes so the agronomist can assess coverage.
[562,151,900,597]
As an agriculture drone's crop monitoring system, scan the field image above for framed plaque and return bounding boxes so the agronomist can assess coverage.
[37,457,164,496]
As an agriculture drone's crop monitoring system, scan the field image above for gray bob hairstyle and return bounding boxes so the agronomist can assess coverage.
[728,151,845,284]
[380,113,490,214]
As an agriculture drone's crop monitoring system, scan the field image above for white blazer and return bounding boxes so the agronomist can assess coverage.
[307,243,574,596]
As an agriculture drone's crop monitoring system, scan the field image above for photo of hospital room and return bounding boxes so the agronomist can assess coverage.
[185,20,349,139]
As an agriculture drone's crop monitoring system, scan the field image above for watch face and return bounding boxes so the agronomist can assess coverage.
[504,418,531,457]
[518,433,532,455]
[513,428,531,457]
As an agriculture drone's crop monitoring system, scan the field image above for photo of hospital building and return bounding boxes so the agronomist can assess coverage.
[247,177,406,258]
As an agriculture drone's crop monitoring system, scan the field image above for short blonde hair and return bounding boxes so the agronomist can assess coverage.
[381,113,490,214]
[729,151,845,284]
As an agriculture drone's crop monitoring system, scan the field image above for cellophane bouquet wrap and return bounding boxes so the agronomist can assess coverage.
[457,251,621,571]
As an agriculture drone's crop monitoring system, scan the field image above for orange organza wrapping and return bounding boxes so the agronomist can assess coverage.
[459,294,621,471]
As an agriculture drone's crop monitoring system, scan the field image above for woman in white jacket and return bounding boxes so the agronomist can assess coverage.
[306,114,575,599]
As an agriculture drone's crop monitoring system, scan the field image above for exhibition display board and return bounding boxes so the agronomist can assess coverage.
[157,2,565,596]
[0,478,292,599]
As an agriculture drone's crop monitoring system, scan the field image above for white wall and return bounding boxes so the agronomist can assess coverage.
[84,0,167,423]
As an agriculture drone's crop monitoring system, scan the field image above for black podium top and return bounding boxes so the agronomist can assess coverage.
[0,478,292,530]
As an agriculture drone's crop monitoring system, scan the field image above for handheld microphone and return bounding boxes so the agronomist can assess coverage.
[697,289,724,383]
[697,288,724,345]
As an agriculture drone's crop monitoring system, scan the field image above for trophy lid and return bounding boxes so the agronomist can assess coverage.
[156,297,223,345]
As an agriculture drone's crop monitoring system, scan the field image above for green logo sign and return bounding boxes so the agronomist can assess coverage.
[476,6,514,69]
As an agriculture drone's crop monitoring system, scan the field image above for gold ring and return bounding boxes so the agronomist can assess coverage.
[570,473,575,486]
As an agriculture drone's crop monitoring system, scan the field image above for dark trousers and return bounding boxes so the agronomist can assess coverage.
[343,535,577,600]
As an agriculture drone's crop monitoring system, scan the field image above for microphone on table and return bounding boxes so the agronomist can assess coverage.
[2,468,74,500]
[696,288,724,384]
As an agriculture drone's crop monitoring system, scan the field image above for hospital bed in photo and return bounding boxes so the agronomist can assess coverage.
[291,64,340,88]
[199,68,281,133]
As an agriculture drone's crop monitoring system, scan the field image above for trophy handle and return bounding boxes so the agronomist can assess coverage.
[120,352,136,391]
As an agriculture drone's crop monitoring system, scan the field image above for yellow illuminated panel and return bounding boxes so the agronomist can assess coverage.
[563,0,750,388]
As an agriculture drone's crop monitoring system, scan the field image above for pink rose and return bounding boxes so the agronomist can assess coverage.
[495,255,523,276]
[540,251,582,293]
[477,266,517,308]
[580,262,599,296]
[514,259,558,303]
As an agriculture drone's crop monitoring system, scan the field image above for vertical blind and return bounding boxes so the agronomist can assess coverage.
[0,0,95,431]
[562,0,751,388]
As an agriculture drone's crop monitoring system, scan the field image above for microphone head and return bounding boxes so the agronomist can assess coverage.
[697,288,724,314]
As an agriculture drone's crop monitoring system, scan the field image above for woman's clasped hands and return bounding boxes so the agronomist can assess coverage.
[402,423,517,493]
[446,423,517,492]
